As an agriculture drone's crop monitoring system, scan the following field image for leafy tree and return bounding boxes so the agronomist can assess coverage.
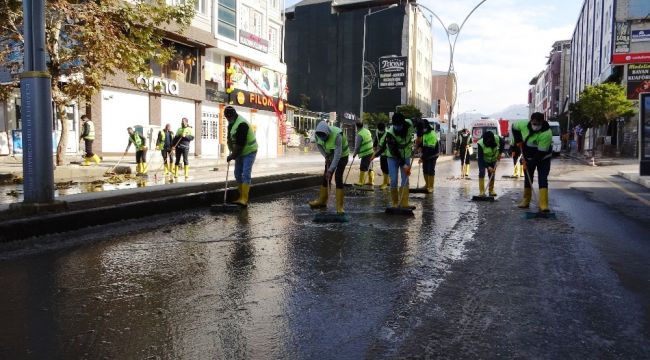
[571,83,636,156]
[0,0,195,165]
[361,112,389,129]
[395,104,422,120]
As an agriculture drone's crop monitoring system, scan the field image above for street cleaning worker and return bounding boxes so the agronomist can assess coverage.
[510,136,523,178]
[372,112,413,208]
[353,121,375,186]
[125,127,148,175]
[309,120,349,214]
[79,115,100,166]
[476,130,503,197]
[156,123,175,176]
[512,112,553,212]
[455,128,472,177]
[225,106,257,207]
[419,120,439,193]
[172,117,194,178]
[374,122,390,190]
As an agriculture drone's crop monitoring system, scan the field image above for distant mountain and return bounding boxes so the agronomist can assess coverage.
[489,104,529,120]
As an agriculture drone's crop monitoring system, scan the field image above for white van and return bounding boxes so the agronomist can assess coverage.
[548,121,561,155]
[470,118,501,155]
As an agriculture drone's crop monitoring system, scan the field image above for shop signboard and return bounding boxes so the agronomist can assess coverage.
[615,22,631,54]
[378,55,407,89]
[626,63,650,99]
[641,93,650,175]
[232,89,285,113]
[631,29,650,43]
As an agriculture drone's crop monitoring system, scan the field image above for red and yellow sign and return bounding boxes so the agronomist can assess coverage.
[233,90,285,113]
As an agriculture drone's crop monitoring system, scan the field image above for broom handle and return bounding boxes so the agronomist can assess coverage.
[106,152,127,174]
[223,159,231,205]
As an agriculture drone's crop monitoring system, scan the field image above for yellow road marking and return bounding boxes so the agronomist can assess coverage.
[596,175,650,206]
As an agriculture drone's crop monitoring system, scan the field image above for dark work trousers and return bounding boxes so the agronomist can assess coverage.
[459,147,471,165]
[175,147,189,166]
[523,158,551,189]
[359,155,372,171]
[321,156,349,189]
[422,155,438,176]
[84,139,94,157]
[478,161,496,179]
[380,155,388,174]
[135,148,147,163]
[161,149,173,165]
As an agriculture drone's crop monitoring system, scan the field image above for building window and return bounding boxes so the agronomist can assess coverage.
[195,0,207,15]
[150,40,200,85]
[270,0,279,11]
[269,26,279,54]
[240,5,263,37]
[217,0,237,40]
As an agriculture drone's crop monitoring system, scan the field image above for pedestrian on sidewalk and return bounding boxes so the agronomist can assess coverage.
[374,122,390,190]
[418,119,439,193]
[476,130,503,197]
[125,127,148,175]
[79,115,100,166]
[308,120,349,214]
[372,112,414,208]
[455,128,472,178]
[353,121,375,186]
[512,112,553,212]
[172,117,194,179]
[156,123,175,176]
[225,106,257,207]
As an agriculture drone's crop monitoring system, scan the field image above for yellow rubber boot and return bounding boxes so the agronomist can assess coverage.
[92,154,101,164]
[399,187,410,208]
[174,165,179,178]
[184,165,189,178]
[489,176,496,196]
[427,175,435,193]
[135,162,141,174]
[512,164,518,177]
[356,171,366,186]
[367,170,375,186]
[518,187,532,208]
[539,188,550,212]
[80,157,91,166]
[335,188,345,214]
[390,187,399,207]
[164,164,169,175]
[516,164,522,177]
[479,177,486,196]
[309,186,329,208]
[423,175,430,191]
[233,184,243,203]
[465,164,470,177]
[234,183,250,207]
[142,162,148,174]
[380,174,390,190]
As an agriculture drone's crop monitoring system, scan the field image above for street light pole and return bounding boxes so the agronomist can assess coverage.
[413,1,488,152]
[360,4,397,119]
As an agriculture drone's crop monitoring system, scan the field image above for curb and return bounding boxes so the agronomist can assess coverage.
[0,174,321,243]
[618,171,650,189]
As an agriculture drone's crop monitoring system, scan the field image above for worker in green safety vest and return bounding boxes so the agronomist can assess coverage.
[125,127,148,175]
[353,121,375,186]
[156,123,175,176]
[418,120,439,194]
[374,122,390,190]
[476,131,503,197]
[172,117,194,179]
[225,106,257,207]
[372,112,414,209]
[79,115,100,166]
[308,120,350,214]
[512,112,553,212]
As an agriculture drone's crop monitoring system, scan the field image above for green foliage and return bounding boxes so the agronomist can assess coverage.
[571,83,636,129]
[395,104,422,120]
[362,112,389,129]
[0,0,195,164]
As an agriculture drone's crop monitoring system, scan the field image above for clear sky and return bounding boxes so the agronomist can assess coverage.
[284,0,584,116]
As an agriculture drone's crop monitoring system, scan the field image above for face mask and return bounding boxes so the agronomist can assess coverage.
[531,125,541,131]
[393,125,403,132]
[316,133,328,142]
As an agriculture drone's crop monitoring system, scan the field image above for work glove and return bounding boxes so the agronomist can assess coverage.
[404,165,411,177]
[226,154,235,162]
[325,170,333,183]
[488,167,495,174]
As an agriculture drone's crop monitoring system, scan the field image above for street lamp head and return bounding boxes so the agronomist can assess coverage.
[447,23,460,35]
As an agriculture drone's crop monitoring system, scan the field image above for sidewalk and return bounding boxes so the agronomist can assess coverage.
[561,152,649,189]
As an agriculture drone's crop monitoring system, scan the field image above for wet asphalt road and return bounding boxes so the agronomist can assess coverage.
[1,158,649,359]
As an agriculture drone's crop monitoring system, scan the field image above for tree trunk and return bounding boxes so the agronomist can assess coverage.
[56,103,68,166]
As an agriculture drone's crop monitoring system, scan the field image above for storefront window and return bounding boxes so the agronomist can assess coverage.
[217,0,237,40]
[151,41,200,85]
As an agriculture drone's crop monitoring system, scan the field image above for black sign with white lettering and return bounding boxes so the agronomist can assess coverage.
[378,56,407,89]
